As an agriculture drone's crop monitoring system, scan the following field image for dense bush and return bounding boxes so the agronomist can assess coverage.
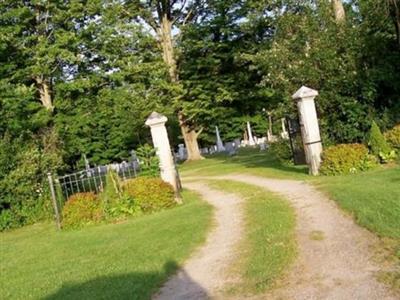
[122,177,176,212]
[62,193,104,229]
[385,124,400,150]
[0,130,63,231]
[268,138,293,164]
[136,144,160,177]
[0,147,53,231]
[368,121,395,163]
[320,144,377,175]
[100,169,122,207]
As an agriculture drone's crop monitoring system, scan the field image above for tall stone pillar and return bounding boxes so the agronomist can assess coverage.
[292,86,323,176]
[145,112,179,194]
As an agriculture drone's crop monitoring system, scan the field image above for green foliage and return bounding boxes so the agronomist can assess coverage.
[107,194,142,219]
[368,121,395,163]
[101,169,142,219]
[385,124,400,150]
[244,1,400,144]
[62,193,104,229]
[210,180,296,294]
[122,178,176,212]
[100,169,122,207]
[0,190,212,300]
[268,139,293,165]
[320,144,377,175]
[136,144,160,177]
[0,129,63,231]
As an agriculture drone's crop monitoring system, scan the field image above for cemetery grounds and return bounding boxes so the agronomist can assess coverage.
[1,149,399,299]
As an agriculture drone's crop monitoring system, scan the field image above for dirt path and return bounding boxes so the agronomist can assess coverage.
[153,181,244,300]
[221,174,397,300]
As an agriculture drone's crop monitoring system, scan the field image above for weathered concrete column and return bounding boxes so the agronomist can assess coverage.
[215,126,225,152]
[292,86,323,175]
[145,112,179,194]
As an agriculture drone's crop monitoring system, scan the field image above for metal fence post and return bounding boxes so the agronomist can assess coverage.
[47,172,61,230]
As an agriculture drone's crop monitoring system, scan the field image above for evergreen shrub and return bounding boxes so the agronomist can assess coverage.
[122,177,176,212]
[100,169,121,207]
[368,121,396,163]
[62,192,104,229]
[384,124,400,150]
[269,138,293,164]
[320,144,377,175]
[136,144,160,177]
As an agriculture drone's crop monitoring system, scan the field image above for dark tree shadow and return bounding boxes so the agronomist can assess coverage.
[209,150,309,176]
[44,261,208,300]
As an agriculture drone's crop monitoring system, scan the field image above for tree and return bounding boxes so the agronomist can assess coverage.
[332,0,346,22]
[122,0,207,160]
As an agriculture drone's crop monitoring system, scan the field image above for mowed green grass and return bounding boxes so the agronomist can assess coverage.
[209,180,296,295]
[0,190,212,300]
[316,166,400,289]
[184,150,399,290]
[183,149,399,241]
[316,167,400,240]
[180,148,308,180]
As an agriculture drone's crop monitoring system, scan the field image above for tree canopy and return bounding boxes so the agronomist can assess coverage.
[1,0,399,229]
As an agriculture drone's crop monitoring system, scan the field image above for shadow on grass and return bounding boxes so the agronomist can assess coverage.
[207,149,309,177]
[44,261,208,300]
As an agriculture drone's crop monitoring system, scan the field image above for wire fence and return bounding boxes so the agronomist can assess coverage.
[55,161,140,200]
[48,160,139,213]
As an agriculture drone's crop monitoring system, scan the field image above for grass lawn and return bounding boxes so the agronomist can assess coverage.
[316,166,400,289]
[315,167,400,240]
[182,149,399,290]
[182,149,399,242]
[0,190,212,300]
[209,180,296,295]
[180,148,308,180]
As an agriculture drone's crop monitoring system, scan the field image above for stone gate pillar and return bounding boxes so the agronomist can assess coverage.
[292,86,323,176]
[145,112,180,194]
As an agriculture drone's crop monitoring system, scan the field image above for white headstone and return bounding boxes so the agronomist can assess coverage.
[281,118,289,139]
[215,126,225,152]
[178,144,186,160]
[247,121,256,146]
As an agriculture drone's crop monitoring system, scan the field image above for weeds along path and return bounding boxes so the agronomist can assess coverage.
[221,174,397,300]
[153,181,244,300]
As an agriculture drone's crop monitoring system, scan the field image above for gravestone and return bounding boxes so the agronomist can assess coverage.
[247,121,256,146]
[215,126,226,152]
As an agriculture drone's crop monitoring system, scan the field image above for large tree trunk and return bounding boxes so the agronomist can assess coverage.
[35,76,54,112]
[332,0,346,22]
[158,17,178,82]
[157,13,203,161]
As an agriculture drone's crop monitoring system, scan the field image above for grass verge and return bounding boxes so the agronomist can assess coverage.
[315,166,400,290]
[209,180,296,295]
[180,148,308,180]
[0,190,212,300]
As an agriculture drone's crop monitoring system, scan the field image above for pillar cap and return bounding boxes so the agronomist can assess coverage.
[292,86,318,100]
[145,111,168,126]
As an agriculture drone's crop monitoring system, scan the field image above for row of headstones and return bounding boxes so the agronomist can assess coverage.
[174,120,290,161]
[146,86,323,199]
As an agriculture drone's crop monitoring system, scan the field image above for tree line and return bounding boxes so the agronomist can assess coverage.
[0,0,399,228]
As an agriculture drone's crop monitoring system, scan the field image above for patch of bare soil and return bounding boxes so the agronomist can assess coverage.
[153,182,244,300]
[222,174,398,300]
